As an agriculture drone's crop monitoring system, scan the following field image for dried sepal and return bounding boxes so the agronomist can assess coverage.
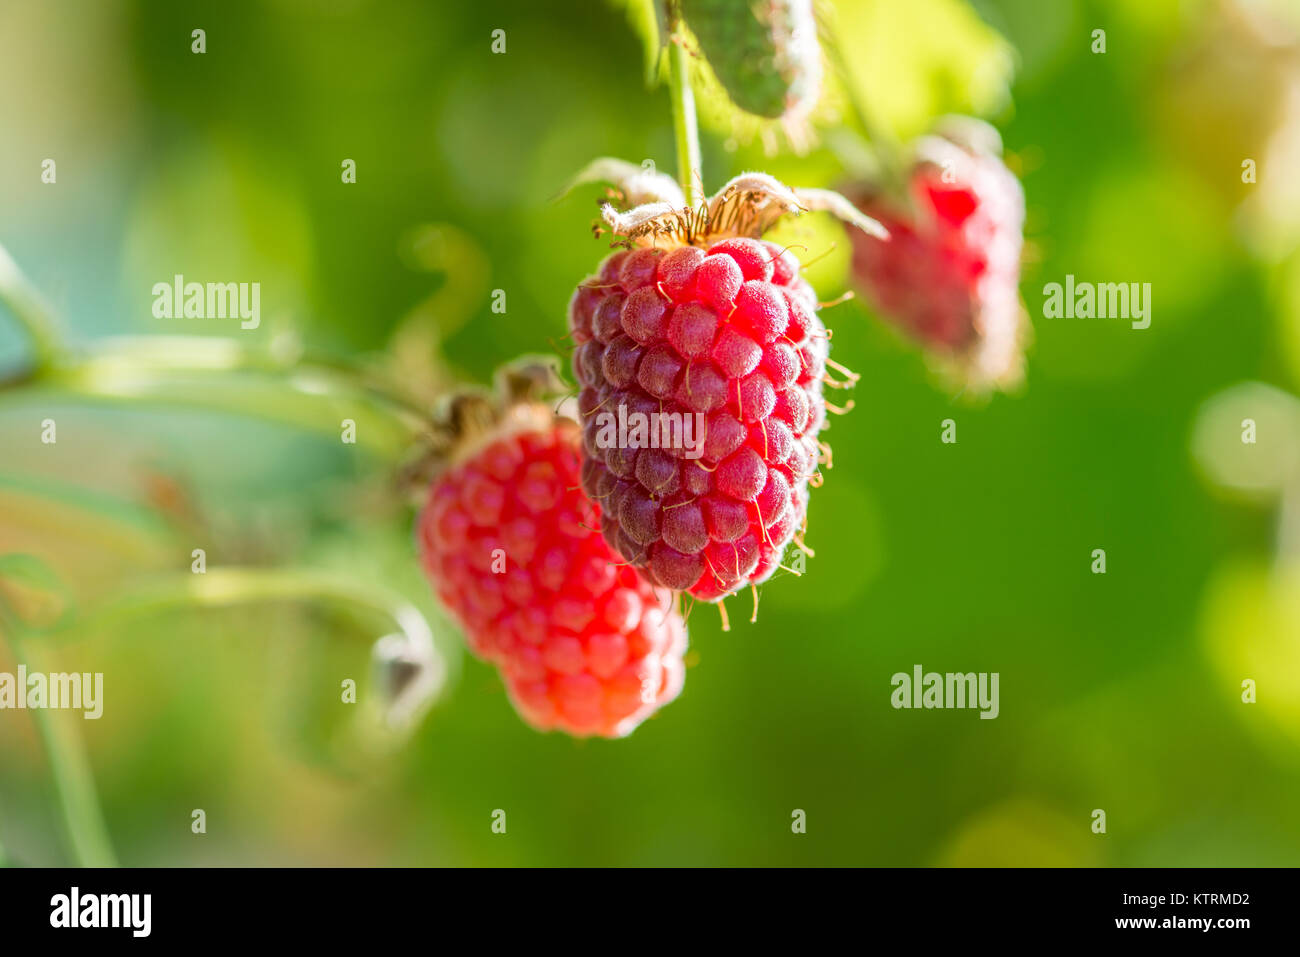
[792,187,889,240]
[399,356,571,496]
[580,165,887,249]
[598,200,690,244]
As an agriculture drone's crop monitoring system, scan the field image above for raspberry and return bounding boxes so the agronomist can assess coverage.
[570,236,830,602]
[416,376,686,737]
[848,121,1028,389]
[561,167,885,607]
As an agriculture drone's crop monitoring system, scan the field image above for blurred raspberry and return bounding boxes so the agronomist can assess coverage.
[417,395,685,738]
[848,120,1028,389]
[569,237,832,601]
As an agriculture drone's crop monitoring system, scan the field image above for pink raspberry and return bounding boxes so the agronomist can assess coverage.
[848,123,1028,388]
[417,407,686,738]
[569,236,830,602]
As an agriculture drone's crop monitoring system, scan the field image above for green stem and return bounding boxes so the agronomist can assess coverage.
[0,243,62,372]
[43,567,433,650]
[666,3,703,206]
[39,567,442,731]
[0,565,441,867]
[3,631,117,867]
[0,336,434,460]
[0,242,434,460]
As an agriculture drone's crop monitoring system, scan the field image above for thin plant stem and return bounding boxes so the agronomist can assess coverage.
[0,243,62,372]
[0,243,435,457]
[37,567,443,731]
[0,335,435,460]
[40,567,434,653]
[3,632,117,867]
[666,2,704,206]
[0,564,442,867]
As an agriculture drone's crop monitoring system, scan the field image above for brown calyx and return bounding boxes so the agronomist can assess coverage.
[399,356,572,498]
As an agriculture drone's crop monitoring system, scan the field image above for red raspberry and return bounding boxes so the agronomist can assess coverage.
[417,397,686,738]
[848,124,1028,388]
[570,236,829,602]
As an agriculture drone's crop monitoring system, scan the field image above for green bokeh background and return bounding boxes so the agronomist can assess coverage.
[1,0,1298,866]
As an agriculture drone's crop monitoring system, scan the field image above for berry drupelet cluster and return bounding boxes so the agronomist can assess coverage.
[569,237,832,601]
[417,379,686,738]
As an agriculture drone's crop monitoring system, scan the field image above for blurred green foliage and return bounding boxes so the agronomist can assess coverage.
[1,0,1298,866]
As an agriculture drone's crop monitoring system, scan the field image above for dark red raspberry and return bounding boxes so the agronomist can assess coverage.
[570,236,830,601]
[848,124,1028,388]
[417,390,686,738]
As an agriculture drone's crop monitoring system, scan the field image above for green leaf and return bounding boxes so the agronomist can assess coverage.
[827,0,1015,140]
